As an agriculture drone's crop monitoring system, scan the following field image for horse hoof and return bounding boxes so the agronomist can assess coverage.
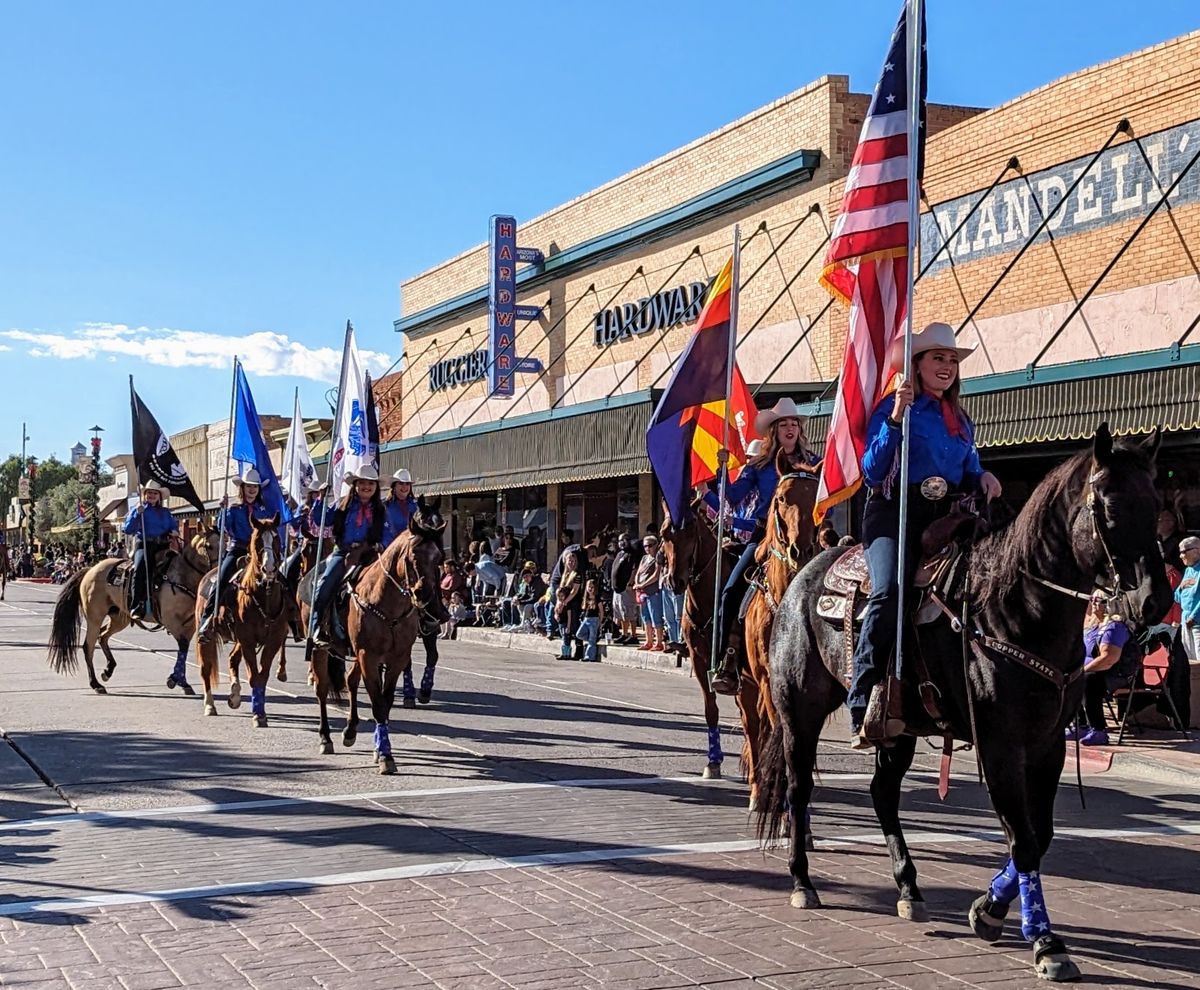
[204,704,217,717]
[276,668,287,683]
[417,689,431,704]
[1036,954,1081,983]
[318,739,334,755]
[342,733,356,748]
[969,893,1008,943]
[897,899,928,923]
[228,684,241,709]
[166,675,177,690]
[790,889,821,910]
[402,696,416,709]
[100,670,112,683]
[379,756,397,775]
[180,682,197,697]
[254,714,268,728]
[804,832,816,852]
[91,683,107,695]
[702,762,722,780]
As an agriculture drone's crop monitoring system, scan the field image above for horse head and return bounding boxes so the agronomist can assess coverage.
[659,499,701,595]
[1078,423,1172,626]
[192,527,221,566]
[412,495,448,539]
[246,514,281,588]
[767,448,820,570]
[396,527,448,624]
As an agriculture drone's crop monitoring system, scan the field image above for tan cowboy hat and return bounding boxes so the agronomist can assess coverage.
[754,397,808,436]
[140,480,165,495]
[889,321,976,373]
[391,468,413,484]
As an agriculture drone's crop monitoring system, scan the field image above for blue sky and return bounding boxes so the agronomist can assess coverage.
[2,1,1196,463]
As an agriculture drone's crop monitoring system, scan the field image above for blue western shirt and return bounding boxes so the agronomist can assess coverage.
[123,504,178,542]
[1175,563,1200,624]
[861,395,983,492]
[295,498,333,539]
[718,451,821,524]
[218,500,276,547]
[384,495,418,544]
[333,500,393,549]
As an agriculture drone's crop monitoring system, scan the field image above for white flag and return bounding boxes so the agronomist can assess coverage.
[329,323,369,497]
[280,388,317,506]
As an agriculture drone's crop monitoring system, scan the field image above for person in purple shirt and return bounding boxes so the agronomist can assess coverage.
[1068,592,1134,746]
[848,323,1003,748]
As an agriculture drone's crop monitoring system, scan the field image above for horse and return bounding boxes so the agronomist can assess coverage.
[299,496,448,762]
[659,502,736,780]
[47,530,220,694]
[0,546,9,600]
[399,500,450,707]
[195,514,288,725]
[756,425,1172,982]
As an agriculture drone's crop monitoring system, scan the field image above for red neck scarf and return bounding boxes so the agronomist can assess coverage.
[354,498,371,528]
[939,397,964,439]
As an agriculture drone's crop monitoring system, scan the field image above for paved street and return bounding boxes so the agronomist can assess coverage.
[2,579,1199,989]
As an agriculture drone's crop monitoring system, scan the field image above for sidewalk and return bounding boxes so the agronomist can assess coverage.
[456,626,1200,786]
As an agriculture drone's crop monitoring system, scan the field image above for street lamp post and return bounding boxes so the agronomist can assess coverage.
[26,457,38,549]
[89,425,104,554]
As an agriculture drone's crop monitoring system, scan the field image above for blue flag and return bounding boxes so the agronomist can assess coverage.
[231,363,293,524]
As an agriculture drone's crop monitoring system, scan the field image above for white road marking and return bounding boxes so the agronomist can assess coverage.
[3,822,1199,918]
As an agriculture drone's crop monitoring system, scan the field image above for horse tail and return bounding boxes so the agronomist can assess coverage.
[328,655,346,700]
[47,569,87,675]
[754,718,789,847]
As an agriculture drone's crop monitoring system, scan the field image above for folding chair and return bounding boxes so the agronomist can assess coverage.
[1110,646,1191,744]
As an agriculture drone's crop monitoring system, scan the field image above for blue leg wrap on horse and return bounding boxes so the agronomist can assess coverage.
[989,858,1020,905]
[251,686,266,716]
[172,649,188,684]
[706,727,723,765]
[420,665,435,694]
[1019,870,1052,942]
[374,723,391,757]
[402,668,415,699]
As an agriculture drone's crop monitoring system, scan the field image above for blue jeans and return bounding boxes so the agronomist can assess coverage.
[202,543,246,622]
[719,541,759,653]
[577,616,600,660]
[662,589,685,643]
[309,550,347,638]
[846,493,940,720]
[641,590,664,629]
[546,582,560,635]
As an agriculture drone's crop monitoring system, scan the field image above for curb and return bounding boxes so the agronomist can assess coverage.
[453,627,689,677]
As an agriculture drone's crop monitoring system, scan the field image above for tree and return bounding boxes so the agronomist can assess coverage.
[35,479,95,549]
[0,454,21,516]
[32,457,77,500]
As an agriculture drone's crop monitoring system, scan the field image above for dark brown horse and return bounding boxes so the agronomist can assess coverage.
[757,426,1171,982]
[299,496,447,763]
[196,515,288,725]
[0,546,9,600]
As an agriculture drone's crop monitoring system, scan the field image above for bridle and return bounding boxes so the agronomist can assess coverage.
[768,469,819,573]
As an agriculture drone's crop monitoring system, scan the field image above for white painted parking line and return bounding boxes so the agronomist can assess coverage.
[4,822,1199,918]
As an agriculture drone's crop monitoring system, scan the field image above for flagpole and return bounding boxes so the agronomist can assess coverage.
[306,322,353,649]
[288,386,300,553]
[211,356,240,629]
[895,0,924,684]
[130,375,152,618]
[709,226,742,678]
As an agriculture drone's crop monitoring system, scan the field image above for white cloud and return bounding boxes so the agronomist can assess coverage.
[0,323,393,384]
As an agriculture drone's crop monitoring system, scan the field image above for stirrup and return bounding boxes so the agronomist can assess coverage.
[710,648,740,695]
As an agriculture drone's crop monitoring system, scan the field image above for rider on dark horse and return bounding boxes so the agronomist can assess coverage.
[125,481,179,620]
[709,397,821,695]
[847,322,1003,748]
[307,465,394,649]
[197,468,276,642]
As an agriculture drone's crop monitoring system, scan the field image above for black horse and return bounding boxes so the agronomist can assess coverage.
[757,425,1171,983]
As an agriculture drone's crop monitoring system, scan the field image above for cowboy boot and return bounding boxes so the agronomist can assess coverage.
[710,647,741,696]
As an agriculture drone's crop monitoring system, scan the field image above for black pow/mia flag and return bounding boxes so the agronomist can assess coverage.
[130,378,207,513]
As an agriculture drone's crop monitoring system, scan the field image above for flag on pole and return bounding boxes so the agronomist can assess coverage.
[329,323,371,497]
[130,380,207,513]
[646,258,759,526]
[814,3,926,523]
[231,364,293,524]
[364,372,380,472]
[280,389,318,507]
[74,498,88,526]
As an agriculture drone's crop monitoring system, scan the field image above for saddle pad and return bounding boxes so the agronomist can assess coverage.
[107,560,133,587]
[825,544,869,595]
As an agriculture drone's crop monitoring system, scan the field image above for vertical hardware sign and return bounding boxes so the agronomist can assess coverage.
[488,214,544,398]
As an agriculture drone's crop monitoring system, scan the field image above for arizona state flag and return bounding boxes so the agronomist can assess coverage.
[647,257,759,526]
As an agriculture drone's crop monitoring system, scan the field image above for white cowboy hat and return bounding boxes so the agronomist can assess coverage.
[754,397,808,437]
[391,469,413,484]
[352,464,380,483]
[889,321,976,372]
[305,476,326,493]
[744,439,765,459]
[140,480,165,494]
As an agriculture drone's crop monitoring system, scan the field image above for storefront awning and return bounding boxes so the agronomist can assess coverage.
[808,346,1200,453]
[380,393,653,495]
[98,497,128,521]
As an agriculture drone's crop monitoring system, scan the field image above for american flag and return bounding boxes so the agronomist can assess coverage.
[814,3,926,522]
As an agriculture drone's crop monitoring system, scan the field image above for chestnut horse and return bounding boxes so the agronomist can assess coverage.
[195,515,289,725]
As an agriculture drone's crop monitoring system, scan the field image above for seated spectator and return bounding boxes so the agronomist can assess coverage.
[501,561,546,631]
[1068,592,1139,746]
[442,592,475,640]
[440,559,466,607]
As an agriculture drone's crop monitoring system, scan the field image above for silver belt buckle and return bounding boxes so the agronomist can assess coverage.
[920,476,949,501]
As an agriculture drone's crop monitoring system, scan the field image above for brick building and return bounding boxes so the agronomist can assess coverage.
[380,30,1200,557]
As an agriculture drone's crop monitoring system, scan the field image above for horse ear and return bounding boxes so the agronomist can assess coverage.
[1093,422,1114,466]
[775,445,789,477]
[1140,426,1162,460]
[417,494,427,509]
[269,512,280,528]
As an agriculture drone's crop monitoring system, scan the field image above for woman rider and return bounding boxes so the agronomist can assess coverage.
[307,465,392,647]
[198,468,276,640]
[847,322,1002,747]
[283,477,331,583]
[383,468,418,544]
[709,397,821,695]
[124,481,179,620]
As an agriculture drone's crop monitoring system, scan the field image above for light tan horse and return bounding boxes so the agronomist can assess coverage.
[47,530,220,695]
[195,515,289,724]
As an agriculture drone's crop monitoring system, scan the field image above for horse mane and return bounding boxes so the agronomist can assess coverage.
[974,437,1155,604]
[239,527,265,592]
